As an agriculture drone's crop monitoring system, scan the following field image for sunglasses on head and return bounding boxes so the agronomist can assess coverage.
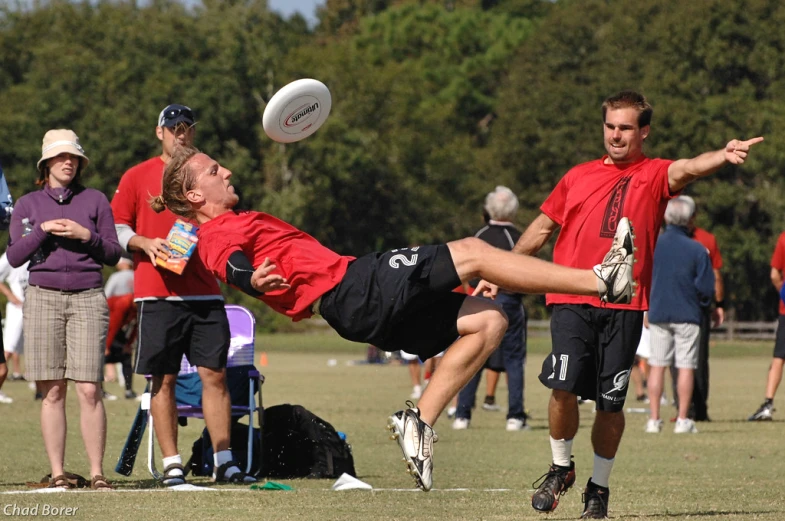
[163,108,194,122]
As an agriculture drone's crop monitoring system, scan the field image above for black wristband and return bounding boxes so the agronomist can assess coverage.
[715,300,725,309]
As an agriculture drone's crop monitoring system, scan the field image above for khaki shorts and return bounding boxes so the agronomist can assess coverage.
[24,286,109,382]
[648,322,700,369]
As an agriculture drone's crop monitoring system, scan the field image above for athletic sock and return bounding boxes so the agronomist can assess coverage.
[550,436,573,467]
[764,398,774,406]
[591,453,614,488]
[162,455,184,477]
[214,449,241,480]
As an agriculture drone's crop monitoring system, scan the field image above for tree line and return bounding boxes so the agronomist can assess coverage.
[1,0,783,327]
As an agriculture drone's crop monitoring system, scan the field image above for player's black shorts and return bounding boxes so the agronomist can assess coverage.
[539,304,643,412]
[773,316,785,359]
[319,244,465,360]
[134,299,230,375]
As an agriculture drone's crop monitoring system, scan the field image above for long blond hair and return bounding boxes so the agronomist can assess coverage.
[149,145,201,219]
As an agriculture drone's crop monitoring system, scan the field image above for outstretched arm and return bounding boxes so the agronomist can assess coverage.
[668,137,764,193]
[513,212,559,256]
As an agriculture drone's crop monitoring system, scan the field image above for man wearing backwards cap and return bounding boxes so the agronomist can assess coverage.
[111,105,255,484]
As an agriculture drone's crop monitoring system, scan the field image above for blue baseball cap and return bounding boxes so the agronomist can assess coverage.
[157,104,195,128]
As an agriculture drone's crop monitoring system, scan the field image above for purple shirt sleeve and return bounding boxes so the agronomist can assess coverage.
[83,193,122,266]
[6,197,48,268]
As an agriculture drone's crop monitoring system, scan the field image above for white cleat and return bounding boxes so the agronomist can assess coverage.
[387,404,437,491]
[595,217,636,304]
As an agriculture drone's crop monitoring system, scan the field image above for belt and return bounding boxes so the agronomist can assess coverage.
[311,296,322,316]
[30,284,89,294]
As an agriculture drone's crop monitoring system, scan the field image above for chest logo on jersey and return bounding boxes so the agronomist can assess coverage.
[600,176,631,238]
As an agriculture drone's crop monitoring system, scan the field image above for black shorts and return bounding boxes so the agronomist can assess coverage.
[105,343,131,364]
[319,245,465,360]
[134,300,230,375]
[774,316,785,359]
[540,304,643,412]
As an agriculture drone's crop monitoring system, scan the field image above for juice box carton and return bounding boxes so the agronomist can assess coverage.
[155,219,198,275]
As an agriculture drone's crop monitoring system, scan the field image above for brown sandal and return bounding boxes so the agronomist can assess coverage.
[48,475,75,490]
[90,475,113,491]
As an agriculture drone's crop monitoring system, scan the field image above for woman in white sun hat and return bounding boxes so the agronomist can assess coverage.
[6,129,122,490]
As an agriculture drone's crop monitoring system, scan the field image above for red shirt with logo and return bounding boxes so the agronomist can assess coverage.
[111,157,222,300]
[541,155,674,310]
[197,211,354,321]
[692,227,723,270]
[770,232,785,315]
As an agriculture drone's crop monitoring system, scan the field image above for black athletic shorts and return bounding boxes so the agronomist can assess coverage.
[319,244,465,360]
[134,299,230,375]
[540,304,644,412]
[773,316,785,359]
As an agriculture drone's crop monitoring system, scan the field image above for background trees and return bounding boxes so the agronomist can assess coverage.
[1,0,782,326]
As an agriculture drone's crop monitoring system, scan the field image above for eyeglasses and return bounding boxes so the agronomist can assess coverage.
[162,108,194,122]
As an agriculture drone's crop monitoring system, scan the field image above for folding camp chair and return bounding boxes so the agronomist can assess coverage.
[143,304,264,479]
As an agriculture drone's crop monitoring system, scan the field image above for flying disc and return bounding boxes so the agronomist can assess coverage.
[263,78,332,143]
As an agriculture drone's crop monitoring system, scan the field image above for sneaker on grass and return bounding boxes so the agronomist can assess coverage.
[387,402,438,491]
[674,418,698,434]
[748,401,774,421]
[452,417,470,430]
[645,418,663,433]
[482,395,500,411]
[505,417,530,431]
[531,459,576,513]
[581,479,610,519]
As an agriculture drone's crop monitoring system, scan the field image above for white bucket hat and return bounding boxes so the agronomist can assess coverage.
[37,129,89,171]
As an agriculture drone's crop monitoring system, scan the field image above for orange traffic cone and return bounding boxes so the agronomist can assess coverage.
[259,352,268,367]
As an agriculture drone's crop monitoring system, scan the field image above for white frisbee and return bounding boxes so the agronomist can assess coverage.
[263,78,332,143]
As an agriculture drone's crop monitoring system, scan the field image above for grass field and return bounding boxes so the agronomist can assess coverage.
[0,333,782,520]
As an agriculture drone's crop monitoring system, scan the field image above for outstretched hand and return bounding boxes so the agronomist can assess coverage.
[472,279,499,299]
[251,258,291,293]
[725,136,764,165]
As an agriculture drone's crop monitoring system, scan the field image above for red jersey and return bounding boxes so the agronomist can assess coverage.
[771,232,785,315]
[111,157,222,299]
[198,211,354,321]
[692,227,723,270]
[541,155,674,310]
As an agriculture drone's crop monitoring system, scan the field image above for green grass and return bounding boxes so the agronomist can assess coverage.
[0,331,782,520]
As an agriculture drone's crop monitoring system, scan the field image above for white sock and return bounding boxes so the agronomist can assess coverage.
[213,449,240,478]
[591,453,614,488]
[162,455,184,476]
[550,437,573,467]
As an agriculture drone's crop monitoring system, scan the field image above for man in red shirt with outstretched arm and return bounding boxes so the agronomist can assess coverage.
[474,91,761,519]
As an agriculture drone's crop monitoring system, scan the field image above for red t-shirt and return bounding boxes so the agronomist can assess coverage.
[111,157,222,299]
[692,227,723,270]
[541,155,674,310]
[198,211,354,321]
[770,232,785,315]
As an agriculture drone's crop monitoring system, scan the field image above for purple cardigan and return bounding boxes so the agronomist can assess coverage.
[7,184,122,290]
